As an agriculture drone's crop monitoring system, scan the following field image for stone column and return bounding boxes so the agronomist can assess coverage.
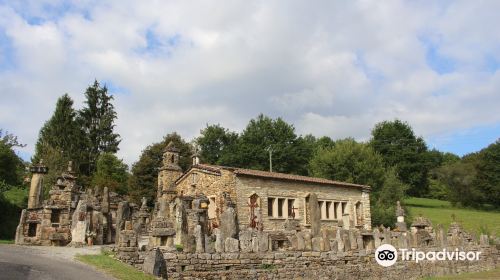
[27,164,48,209]
[308,193,321,237]
[15,209,27,245]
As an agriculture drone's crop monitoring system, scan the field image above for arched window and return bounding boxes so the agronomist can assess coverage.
[249,193,260,228]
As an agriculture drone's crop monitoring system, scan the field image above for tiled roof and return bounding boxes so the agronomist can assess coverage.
[189,164,370,190]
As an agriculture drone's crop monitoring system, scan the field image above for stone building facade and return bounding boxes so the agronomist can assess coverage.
[141,142,371,253]
[171,146,372,234]
[15,161,127,246]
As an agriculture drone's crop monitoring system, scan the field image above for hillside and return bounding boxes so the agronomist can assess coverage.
[405,197,500,236]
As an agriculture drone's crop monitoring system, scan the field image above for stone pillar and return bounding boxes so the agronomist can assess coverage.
[174,198,187,246]
[71,199,88,245]
[308,193,321,237]
[116,201,131,245]
[342,214,350,230]
[15,209,27,245]
[395,201,407,231]
[102,187,109,214]
[27,163,48,209]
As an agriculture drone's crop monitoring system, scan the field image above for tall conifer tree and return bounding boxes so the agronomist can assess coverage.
[78,80,121,176]
[33,94,82,190]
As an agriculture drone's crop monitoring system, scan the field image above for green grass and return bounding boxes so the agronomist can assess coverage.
[76,253,156,280]
[405,197,500,236]
[0,240,14,244]
[422,267,500,279]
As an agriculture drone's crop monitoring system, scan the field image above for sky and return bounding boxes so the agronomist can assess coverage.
[0,0,499,165]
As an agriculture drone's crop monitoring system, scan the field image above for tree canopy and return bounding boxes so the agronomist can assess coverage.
[78,80,121,176]
[197,124,238,165]
[33,94,83,190]
[370,120,429,197]
[309,138,407,227]
[0,131,25,186]
[92,152,129,195]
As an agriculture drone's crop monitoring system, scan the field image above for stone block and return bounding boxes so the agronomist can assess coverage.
[239,230,253,253]
[304,232,312,251]
[312,237,323,252]
[224,237,239,252]
[296,232,305,251]
[143,249,165,277]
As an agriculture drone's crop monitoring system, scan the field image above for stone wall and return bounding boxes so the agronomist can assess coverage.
[156,245,498,280]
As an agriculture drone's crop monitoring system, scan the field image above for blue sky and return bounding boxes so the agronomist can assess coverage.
[0,0,499,164]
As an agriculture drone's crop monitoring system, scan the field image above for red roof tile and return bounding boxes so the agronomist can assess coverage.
[190,164,370,190]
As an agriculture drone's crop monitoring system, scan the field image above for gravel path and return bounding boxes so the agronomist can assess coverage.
[0,244,115,280]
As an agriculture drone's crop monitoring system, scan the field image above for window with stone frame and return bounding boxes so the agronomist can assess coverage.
[341,201,348,216]
[355,201,363,225]
[267,196,298,219]
[51,209,61,227]
[248,193,260,228]
[318,200,336,220]
[191,172,198,185]
[317,200,347,220]
[28,223,37,237]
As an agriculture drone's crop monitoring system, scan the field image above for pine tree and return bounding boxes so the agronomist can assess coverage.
[78,80,121,177]
[33,94,83,190]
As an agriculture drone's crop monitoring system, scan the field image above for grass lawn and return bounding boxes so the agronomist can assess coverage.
[422,267,500,279]
[76,253,156,280]
[0,240,14,244]
[405,197,500,236]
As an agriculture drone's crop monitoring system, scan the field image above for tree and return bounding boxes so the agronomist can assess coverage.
[196,124,238,164]
[309,138,407,227]
[474,140,500,208]
[128,133,192,203]
[91,153,129,195]
[313,136,335,152]
[223,114,313,175]
[309,139,386,191]
[0,131,25,186]
[0,129,26,148]
[435,154,482,208]
[32,94,83,190]
[370,120,429,197]
[371,168,409,226]
[78,80,121,176]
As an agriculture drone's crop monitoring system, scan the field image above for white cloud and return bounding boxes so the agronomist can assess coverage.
[0,0,499,165]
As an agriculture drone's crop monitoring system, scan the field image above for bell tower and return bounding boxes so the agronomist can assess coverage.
[157,141,183,200]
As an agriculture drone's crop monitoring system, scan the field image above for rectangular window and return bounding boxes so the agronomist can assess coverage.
[334,202,339,220]
[326,201,332,219]
[287,199,295,217]
[268,197,298,218]
[277,198,285,217]
[268,198,275,217]
[51,209,61,226]
[318,201,325,219]
[341,202,347,215]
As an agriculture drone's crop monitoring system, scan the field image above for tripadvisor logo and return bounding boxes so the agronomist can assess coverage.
[375,244,482,267]
[375,244,398,267]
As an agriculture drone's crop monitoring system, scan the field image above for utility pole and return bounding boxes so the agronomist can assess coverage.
[265,145,273,172]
